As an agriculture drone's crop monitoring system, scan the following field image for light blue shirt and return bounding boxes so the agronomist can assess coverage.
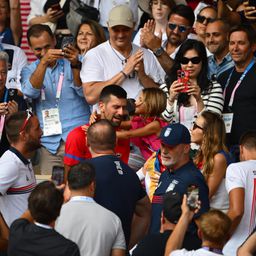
[21,58,91,154]
[208,52,234,80]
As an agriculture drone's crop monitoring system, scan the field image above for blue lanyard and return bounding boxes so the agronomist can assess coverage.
[224,59,255,108]
[70,196,95,203]
[3,89,8,102]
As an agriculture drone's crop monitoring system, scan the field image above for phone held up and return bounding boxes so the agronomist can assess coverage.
[51,166,64,186]
[187,185,199,210]
[61,36,75,50]
[177,70,190,93]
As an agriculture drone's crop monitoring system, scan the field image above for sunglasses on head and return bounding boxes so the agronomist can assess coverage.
[180,56,201,65]
[192,122,204,131]
[197,14,215,24]
[20,110,33,133]
[168,23,190,33]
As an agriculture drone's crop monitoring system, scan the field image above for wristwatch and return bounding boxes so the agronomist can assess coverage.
[153,47,164,57]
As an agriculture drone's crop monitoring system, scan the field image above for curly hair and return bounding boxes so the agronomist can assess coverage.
[194,111,228,180]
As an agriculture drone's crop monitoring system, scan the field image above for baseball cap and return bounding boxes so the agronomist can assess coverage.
[160,123,191,146]
[108,5,134,28]
[163,191,183,224]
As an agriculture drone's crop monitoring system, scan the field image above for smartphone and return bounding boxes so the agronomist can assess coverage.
[51,166,64,186]
[7,88,18,102]
[61,36,75,50]
[187,185,199,210]
[51,3,61,11]
[177,70,190,93]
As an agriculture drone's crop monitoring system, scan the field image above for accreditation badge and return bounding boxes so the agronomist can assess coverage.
[223,112,234,134]
[42,108,62,136]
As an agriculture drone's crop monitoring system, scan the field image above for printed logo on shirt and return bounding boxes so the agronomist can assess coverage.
[166,180,179,192]
[114,161,123,175]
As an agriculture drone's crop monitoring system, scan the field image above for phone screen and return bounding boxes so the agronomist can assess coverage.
[51,166,64,186]
[187,185,199,210]
[61,36,75,50]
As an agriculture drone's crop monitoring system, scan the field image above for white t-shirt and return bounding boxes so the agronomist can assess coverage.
[81,40,165,100]
[170,248,222,256]
[223,160,256,256]
[0,149,36,226]
[56,198,126,256]
[2,43,27,90]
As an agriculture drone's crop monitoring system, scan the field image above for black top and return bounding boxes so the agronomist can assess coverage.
[218,63,256,145]
[87,155,146,246]
[8,219,80,256]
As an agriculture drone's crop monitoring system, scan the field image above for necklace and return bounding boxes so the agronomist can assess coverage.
[109,41,133,66]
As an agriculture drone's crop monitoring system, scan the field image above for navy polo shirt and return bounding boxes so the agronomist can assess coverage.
[150,160,209,234]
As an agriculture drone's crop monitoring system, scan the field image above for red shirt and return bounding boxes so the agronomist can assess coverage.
[64,125,130,166]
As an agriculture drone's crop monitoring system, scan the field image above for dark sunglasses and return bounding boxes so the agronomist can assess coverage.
[192,122,204,131]
[197,14,215,24]
[180,57,201,65]
[168,23,190,33]
[20,110,33,133]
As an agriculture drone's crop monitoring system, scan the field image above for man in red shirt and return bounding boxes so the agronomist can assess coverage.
[64,85,130,182]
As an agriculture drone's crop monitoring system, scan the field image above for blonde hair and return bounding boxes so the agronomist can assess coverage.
[198,210,231,244]
[142,88,167,118]
[194,111,228,180]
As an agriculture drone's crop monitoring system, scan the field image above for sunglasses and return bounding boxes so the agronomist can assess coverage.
[192,122,204,131]
[180,57,201,65]
[168,23,190,33]
[20,110,33,133]
[197,14,215,24]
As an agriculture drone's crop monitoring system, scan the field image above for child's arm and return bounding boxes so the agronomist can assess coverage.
[117,120,161,139]
[119,120,132,130]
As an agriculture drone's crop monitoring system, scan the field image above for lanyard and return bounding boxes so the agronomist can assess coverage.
[224,60,255,108]
[41,60,64,101]
[202,247,223,255]
[34,222,53,229]
[70,196,95,203]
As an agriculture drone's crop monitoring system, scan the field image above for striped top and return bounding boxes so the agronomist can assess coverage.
[20,0,36,63]
[161,80,224,123]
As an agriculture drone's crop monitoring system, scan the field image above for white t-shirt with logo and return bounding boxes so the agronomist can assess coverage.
[223,160,256,256]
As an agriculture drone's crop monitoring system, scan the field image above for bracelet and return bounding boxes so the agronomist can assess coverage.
[120,70,128,79]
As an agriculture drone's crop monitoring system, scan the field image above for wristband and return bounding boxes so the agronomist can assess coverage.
[121,70,128,79]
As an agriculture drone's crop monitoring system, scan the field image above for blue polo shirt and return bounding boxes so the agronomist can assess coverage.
[150,160,209,234]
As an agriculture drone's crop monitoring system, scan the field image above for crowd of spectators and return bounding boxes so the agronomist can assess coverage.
[1,0,256,255]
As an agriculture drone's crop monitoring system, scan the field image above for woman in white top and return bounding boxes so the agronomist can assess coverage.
[191,110,232,212]
[133,0,176,47]
[162,39,223,128]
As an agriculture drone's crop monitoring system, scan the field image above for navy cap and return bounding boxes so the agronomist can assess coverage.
[160,123,191,146]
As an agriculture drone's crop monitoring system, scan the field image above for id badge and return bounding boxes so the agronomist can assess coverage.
[42,108,62,136]
[223,113,233,133]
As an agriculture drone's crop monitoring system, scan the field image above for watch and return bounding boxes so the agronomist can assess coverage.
[153,47,164,57]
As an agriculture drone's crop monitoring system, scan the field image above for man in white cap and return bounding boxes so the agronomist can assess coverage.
[81,4,165,106]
